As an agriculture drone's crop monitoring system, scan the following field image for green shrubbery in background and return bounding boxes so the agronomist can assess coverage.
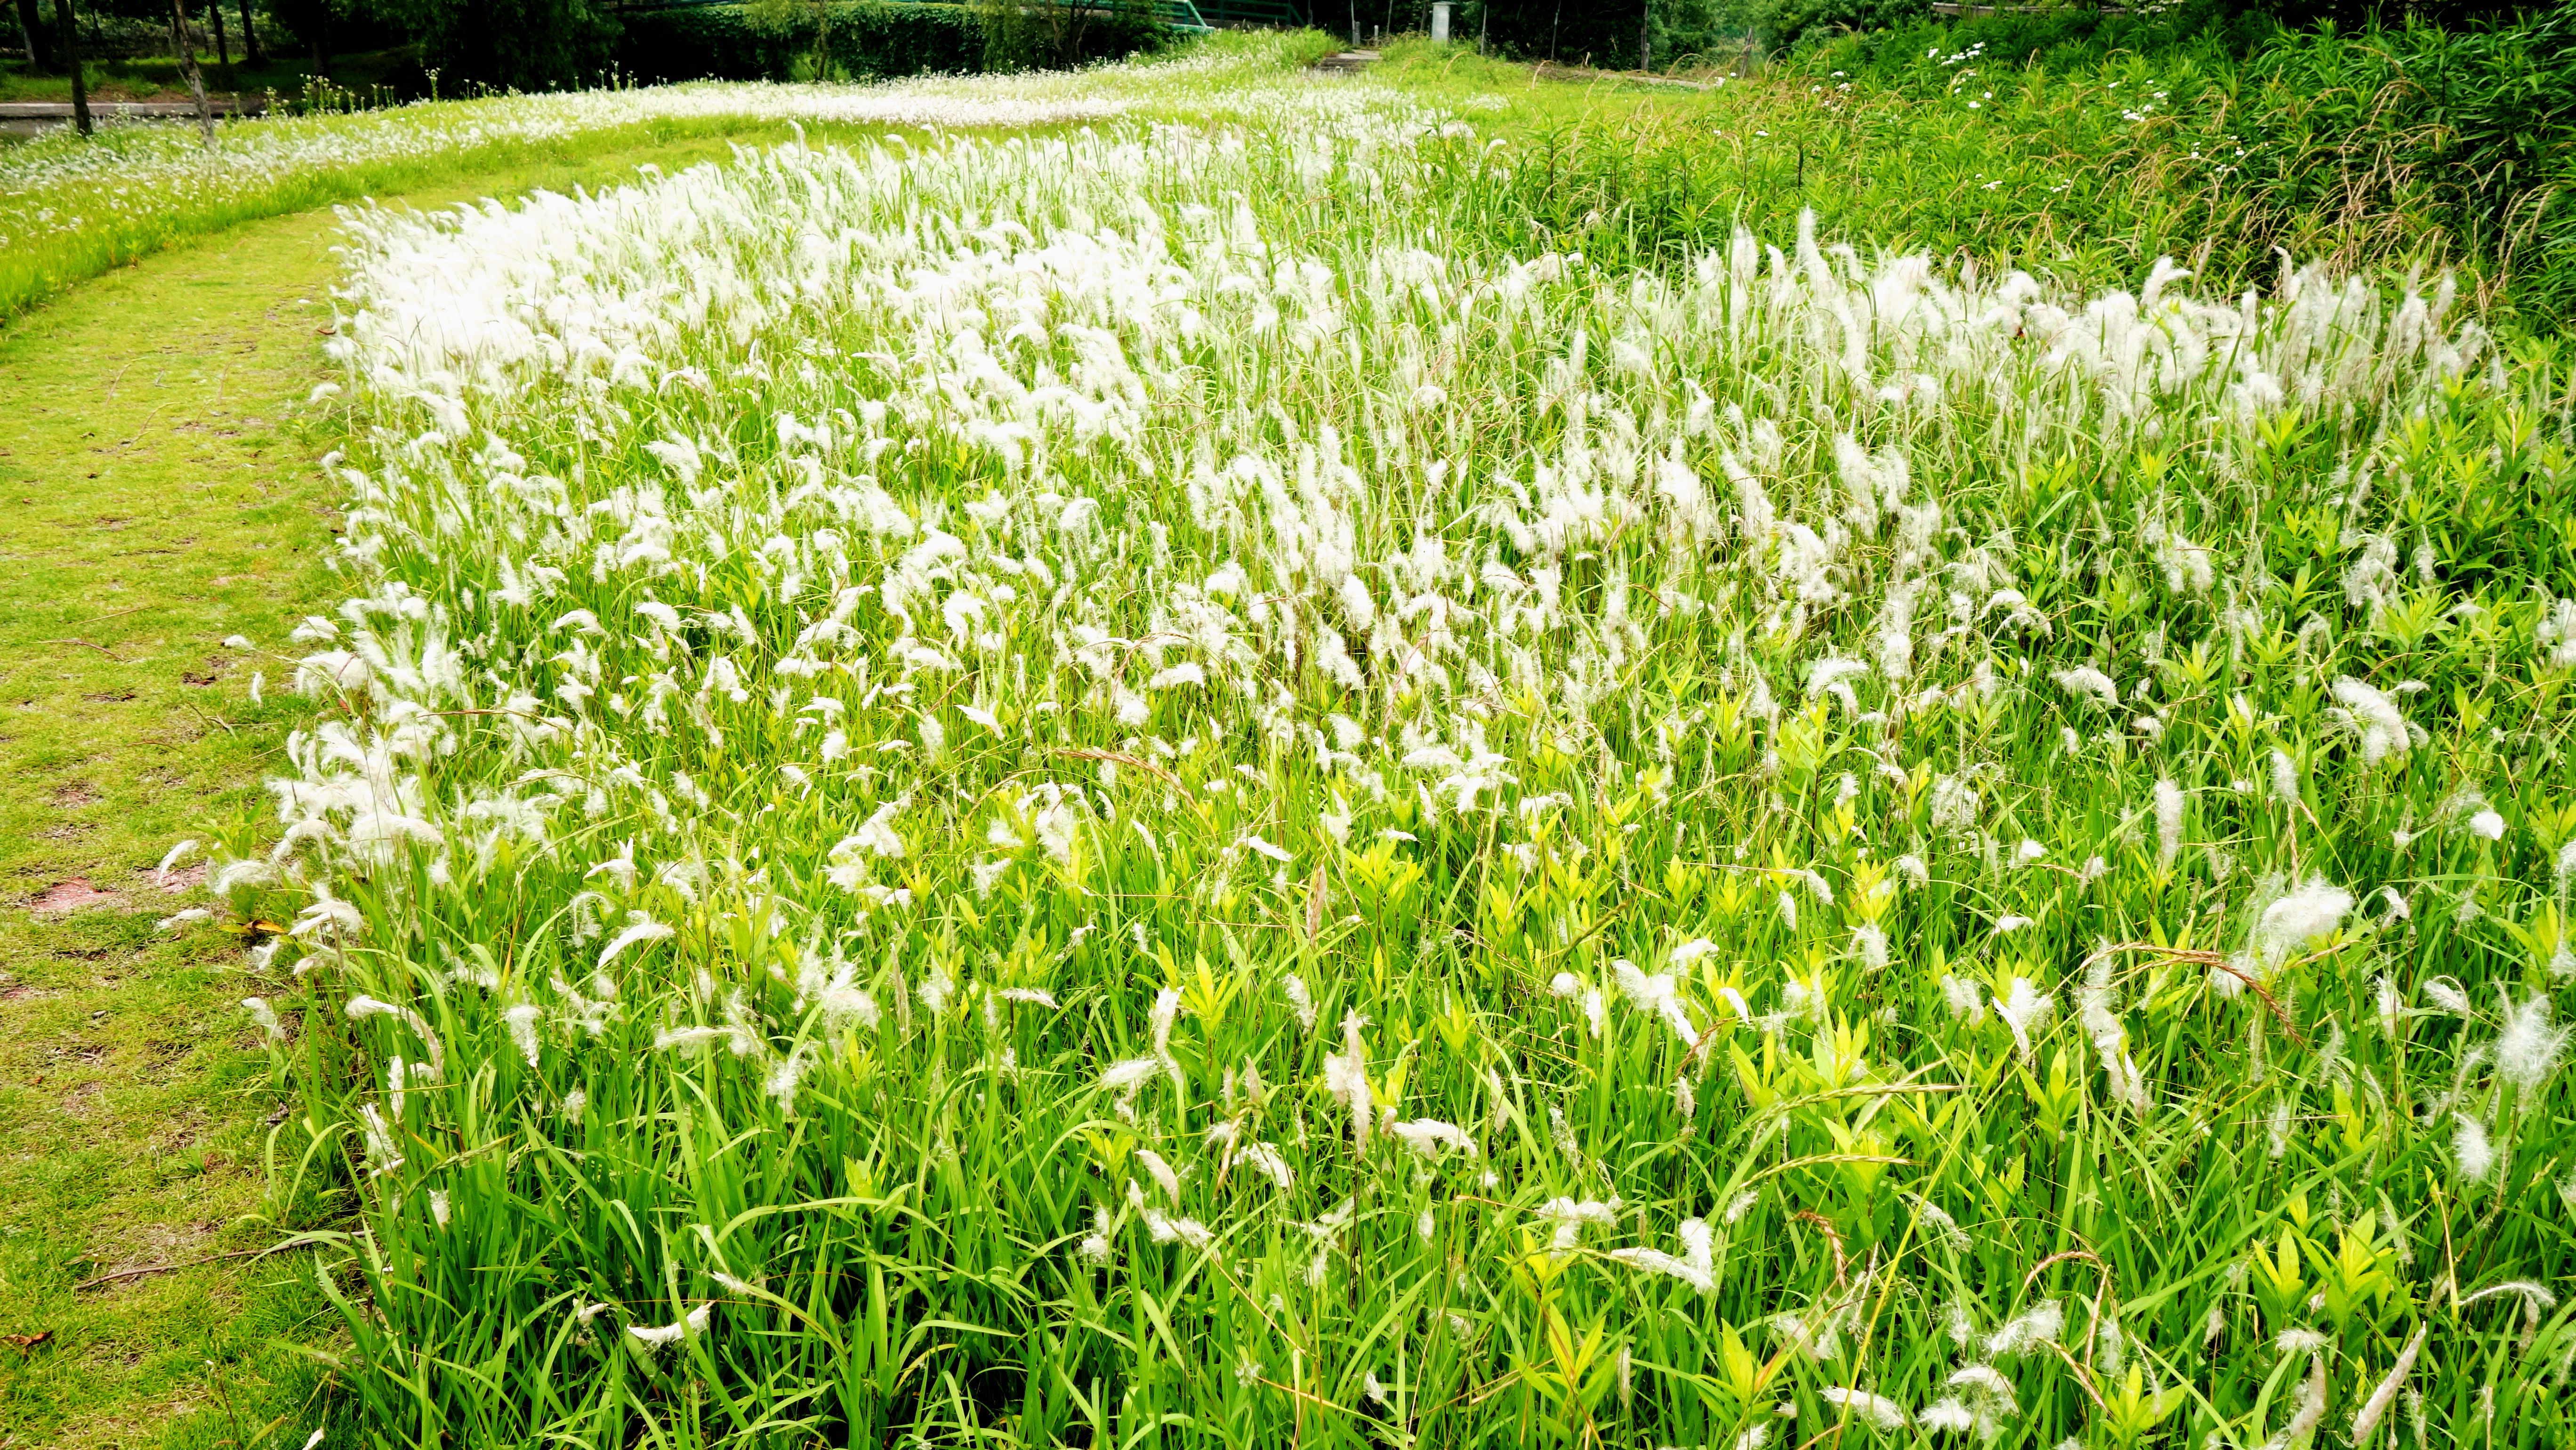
[0,0,1173,98]
[621,2,978,83]
[2240,13,2576,327]
[1795,4,2574,323]
[378,0,622,91]
[617,0,1168,86]
[1401,3,2573,330]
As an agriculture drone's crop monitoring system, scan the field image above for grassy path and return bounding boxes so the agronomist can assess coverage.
[0,131,819,1450]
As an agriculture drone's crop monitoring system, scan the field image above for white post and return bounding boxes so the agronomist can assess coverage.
[1430,1,1451,42]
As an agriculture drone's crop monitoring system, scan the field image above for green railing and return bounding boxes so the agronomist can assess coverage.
[1190,0,1302,27]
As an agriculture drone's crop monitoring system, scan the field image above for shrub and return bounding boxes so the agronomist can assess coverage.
[386,0,622,91]
[619,0,1166,83]
[2242,14,2576,323]
[620,1,984,82]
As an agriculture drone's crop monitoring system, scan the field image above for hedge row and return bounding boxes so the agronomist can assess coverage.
[617,2,1161,82]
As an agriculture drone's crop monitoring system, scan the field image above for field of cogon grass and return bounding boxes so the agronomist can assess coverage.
[0,42,1328,326]
[149,32,2576,1450]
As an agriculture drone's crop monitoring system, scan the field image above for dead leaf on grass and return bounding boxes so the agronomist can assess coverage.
[50,782,101,808]
[3,1329,53,1351]
[219,917,291,942]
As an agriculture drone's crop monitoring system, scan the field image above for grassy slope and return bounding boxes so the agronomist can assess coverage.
[0,107,906,327]
[1365,37,2511,316]
[0,60,2233,1447]
[0,130,882,1450]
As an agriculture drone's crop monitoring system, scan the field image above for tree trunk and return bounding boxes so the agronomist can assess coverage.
[58,0,90,136]
[1637,0,1650,72]
[171,0,215,147]
[12,0,38,66]
[234,0,259,64]
[208,0,225,68]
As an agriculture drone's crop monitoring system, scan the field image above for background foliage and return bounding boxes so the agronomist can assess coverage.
[1344,6,2576,333]
[623,2,981,84]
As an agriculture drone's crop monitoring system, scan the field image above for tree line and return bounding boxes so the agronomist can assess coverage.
[8,0,697,95]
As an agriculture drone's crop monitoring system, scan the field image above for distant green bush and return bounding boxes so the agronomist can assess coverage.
[1788,0,2283,76]
[618,0,1165,83]
[1795,7,2576,324]
[1443,6,2572,328]
[620,2,981,81]
[386,0,621,91]
[2243,13,2576,324]
[978,0,1167,73]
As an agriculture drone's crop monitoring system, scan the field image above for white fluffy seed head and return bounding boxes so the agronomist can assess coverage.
[2332,676,2412,765]
[2153,778,2184,868]
[2254,877,2354,970]
[2496,994,2569,1094]
[2454,1116,2496,1183]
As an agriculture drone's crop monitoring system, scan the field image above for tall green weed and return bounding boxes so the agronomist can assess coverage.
[1449,9,2574,324]
[2243,14,2576,322]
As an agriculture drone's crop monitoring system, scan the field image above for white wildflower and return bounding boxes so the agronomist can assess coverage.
[503,1002,543,1070]
[2254,877,2353,970]
[1984,1300,2063,1359]
[1388,1118,1478,1160]
[1135,1149,1181,1202]
[242,997,284,1043]
[2052,666,2118,709]
[1941,975,1987,1024]
[1608,1216,1716,1295]
[1281,974,1316,1031]
[1533,1195,1621,1251]
[2332,677,2412,765]
[1612,958,1700,1044]
[2497,994,2568,1094]
[1821,1387,1908,1431]
[627,1302,711,1352]
[1324,1011,1373,1153]
[2454,1115,2496,1183]
[1995,977,2053,1059]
